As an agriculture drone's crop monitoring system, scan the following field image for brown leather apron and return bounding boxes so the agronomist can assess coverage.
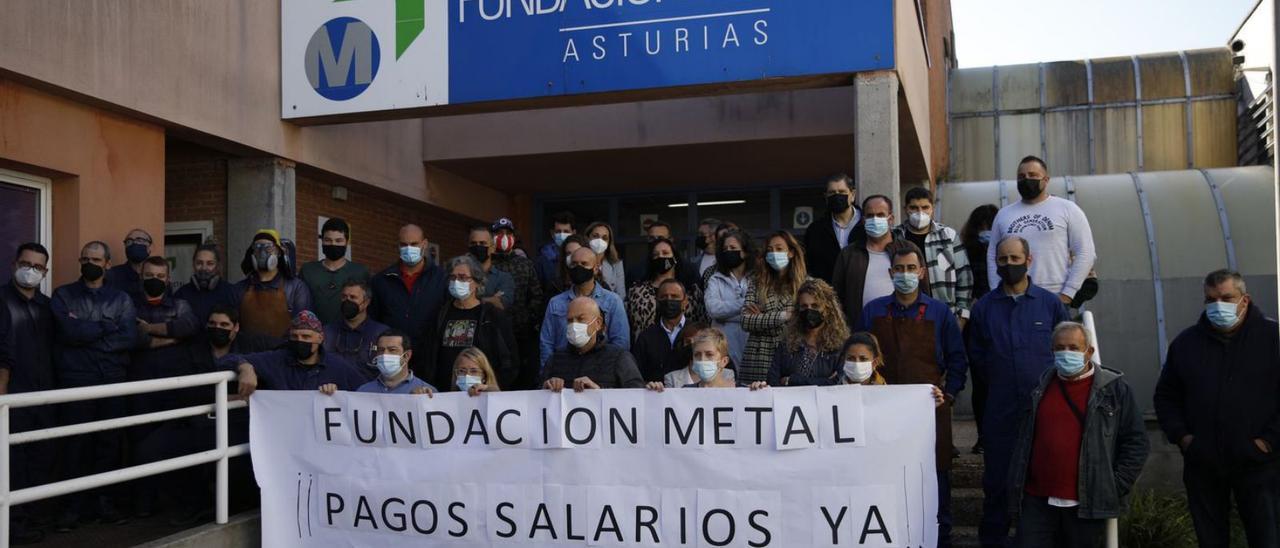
[871,301,953,471]
[239,282,292,339]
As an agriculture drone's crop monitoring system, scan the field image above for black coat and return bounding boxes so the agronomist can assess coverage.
[426,301,518,389]
[369,262,446,372]
[803,207,863,283]
[632,321,689,383]
[1,282,54,392]
[542,342,644,389]
[1154,304,1280,469]
[51,281,138,383]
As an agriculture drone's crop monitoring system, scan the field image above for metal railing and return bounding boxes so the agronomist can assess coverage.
[0,371,250,548]
[1082,311,1119,548]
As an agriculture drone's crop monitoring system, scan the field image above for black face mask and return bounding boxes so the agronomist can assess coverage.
[126,243,150,264]
[1016,178,1043,201]
[206,327,233,348]
[657,299,683,320]
[340,300,361,320]
[800,308,825,330]
[694,236,709,250]
[997,263,1028,286]
[193,269,220,290]
[321,245,346,262]
[716,250,744,269]
[142,278,167,299]
[80,262,105,282]
[650,257,677,275]
[826,193,851,214]
[289,340,316,361]
[468,245,490,263]
[568,265,594,286]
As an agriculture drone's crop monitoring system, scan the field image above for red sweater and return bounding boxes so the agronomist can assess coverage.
[1025,374,1094,500]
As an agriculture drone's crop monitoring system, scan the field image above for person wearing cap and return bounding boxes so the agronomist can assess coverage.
[489,217,546,390]
[234,229,312,339]
[221,310,365,395]
[299,218,371,325]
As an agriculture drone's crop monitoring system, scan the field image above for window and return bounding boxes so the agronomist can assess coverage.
[0,169,52,293]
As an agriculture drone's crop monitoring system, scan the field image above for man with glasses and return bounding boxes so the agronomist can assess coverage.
[105,228,154,301]
[2,243,55,542]
[321,280,387,380]
[51,241,139,530]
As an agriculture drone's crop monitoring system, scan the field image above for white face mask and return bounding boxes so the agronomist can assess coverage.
[692,360,719,382]
[765,251,790,271]
[448,279,472,299]
[843,360,874,383]
[456,374,482,392]
[375,354,403,378]
[589,238,609,255]
[13,266,44,289]
[567,321,594,348]
[908,212,931,230]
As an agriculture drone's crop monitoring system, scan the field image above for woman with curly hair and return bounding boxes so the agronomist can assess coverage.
[766,278,847,386]
[740,231,809,383]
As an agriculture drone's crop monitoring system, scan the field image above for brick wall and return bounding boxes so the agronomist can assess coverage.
[295,173,479,272]
[165,139,229,261]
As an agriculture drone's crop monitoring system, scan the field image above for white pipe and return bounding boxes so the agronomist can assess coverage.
[0,371,237,409]
[1,404,10,548]
[9,400,246,445]
[6,444,249,507]
[216,380,229,525]
[1082,311,1119,548]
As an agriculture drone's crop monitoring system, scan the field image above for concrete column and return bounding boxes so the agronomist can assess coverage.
[227,158,296,281]
[854,71,902,220]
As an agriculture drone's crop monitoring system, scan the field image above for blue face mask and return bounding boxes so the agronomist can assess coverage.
[765,252,790,271]
[978,230,992,244]
[865,217,890,238]
[1205,300,1242,329]
[553,232,570,246]
[892,272,919,294]
[456,374,482,392]
[1054,351,1088,377]
[692,360,719,382]
[400,245,423,265]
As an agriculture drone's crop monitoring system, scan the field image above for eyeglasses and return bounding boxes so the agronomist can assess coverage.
[16,261,47,273]
[252,243,275,251]
[448,275,474,282]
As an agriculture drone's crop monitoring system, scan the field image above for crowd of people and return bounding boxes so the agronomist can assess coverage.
[1,155,1276,547]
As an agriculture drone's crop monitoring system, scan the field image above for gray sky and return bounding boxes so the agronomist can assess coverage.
[953,0,1260,68]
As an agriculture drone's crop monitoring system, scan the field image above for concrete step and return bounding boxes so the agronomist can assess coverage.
[950,487,985,528]
[950,525,981,548]
[952,460,984,490]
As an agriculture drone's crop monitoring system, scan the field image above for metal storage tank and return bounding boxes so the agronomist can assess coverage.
[937,166,1278,415]
[949,48,1240,182]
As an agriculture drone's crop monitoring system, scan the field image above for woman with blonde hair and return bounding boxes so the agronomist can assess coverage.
[767,279,847,386]
[741,231,810,383]
[451,347,502,397]
[650,326,738,389]
[584,221,625,295]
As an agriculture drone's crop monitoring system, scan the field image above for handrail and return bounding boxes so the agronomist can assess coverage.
[1082,311,1118,548]
[0,371,249,548]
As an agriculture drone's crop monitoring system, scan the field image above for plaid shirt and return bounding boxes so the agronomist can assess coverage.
[892,222,974,319]
[491,253,545,335]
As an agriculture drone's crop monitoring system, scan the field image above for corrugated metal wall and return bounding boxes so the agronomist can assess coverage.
[949,48,1239,182]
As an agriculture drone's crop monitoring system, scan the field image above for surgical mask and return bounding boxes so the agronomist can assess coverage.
[692,360,719,382]
[1016,178,1043,201]
[657,299,682,320]
[997,263,1028,286]
[456,374,482,392]
[892,272,920,294]
[468,245,489,263]
[206,327,233,347]
[865,217,890,238]
[800,308,825,330]
[321,245,347,262]
[125,242,150,264]
[340,300,361,320]
[843,360,874,383]
[826,193,851,214]
[650,257,677,275]
[254,250,278,272]
[908,212,932,230]
[448,280,472,300]
[553,232,571,246]
[375,354,404,377]
[716,250,744,269]
[1054,351,1088,377]
[567,321,594,348]
[978,230,992,245]
[288,340,316,361]
[142,278,167,299]
[1206,300,1242,329]
[399,245,423,265]
[568,265,594,286]
[13,266,44,289]
[765,252,790,271]
[80,262,105,282]
[192,269,219,290]
[589,238,609,255]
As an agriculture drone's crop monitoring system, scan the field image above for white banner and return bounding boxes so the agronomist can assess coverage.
[249,385,938,547]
